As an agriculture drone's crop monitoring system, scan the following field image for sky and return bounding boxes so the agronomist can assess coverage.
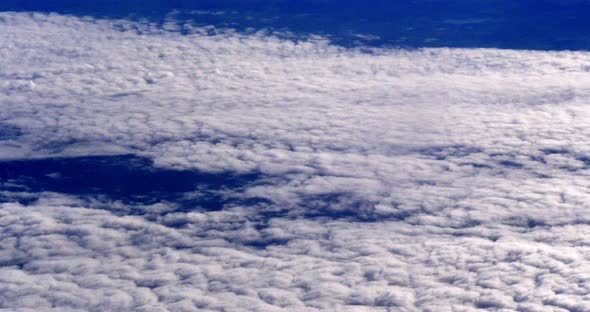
[1,1,590,311]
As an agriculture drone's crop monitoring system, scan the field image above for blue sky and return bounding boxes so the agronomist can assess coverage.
[1,1,590,311]
[4,0,590,50]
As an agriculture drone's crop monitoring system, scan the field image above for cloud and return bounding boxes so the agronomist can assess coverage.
[2,12,590,311]
[3,202,590,311]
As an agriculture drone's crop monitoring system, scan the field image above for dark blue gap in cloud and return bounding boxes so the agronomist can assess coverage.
[0,154,394,251]
[0,154,399,225]
[0,154,260,211]
[0,124,21,141]
[2,0,590,50]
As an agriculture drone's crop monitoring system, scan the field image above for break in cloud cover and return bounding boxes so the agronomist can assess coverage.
[2,9,590,312]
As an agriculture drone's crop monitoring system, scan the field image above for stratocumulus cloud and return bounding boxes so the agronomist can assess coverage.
[2,12,590,311]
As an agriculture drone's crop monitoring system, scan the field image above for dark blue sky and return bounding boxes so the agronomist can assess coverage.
[3,0,590,50]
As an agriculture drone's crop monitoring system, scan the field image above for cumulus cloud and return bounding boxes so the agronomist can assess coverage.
[4,202,590,311]
[1,12,590,311]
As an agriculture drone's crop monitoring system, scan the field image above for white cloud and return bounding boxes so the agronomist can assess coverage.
[1,12,590,311]
[3,202,590,311]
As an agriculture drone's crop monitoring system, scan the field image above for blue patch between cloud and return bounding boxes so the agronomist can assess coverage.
[0,154,259,211]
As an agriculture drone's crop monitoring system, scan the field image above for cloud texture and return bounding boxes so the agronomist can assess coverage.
[2,12,590,311]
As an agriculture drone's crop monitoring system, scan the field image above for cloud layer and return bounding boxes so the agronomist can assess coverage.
[2,12,590,311]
